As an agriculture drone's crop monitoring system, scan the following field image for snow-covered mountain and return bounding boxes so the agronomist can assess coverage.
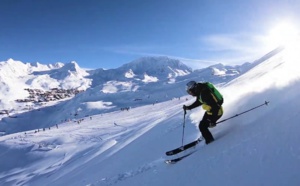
[0,48,283,135]
[32,61,91,90]
[87,56,193,87]
[0,59,90,109]
[0,43,300,185]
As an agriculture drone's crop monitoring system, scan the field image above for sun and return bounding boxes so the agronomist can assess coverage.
[266,21,300,48]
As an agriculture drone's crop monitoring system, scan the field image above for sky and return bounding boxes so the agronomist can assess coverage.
[1,0,300,69]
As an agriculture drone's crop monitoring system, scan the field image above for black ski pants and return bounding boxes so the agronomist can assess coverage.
[199,112,222,143]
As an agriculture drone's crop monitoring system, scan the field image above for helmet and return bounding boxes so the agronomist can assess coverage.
[186,81,197,95]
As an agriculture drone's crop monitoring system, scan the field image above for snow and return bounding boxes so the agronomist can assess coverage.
[142,73,159,83]
[81,101,114,110]
[124,69,135,78]
[102,81,135,93]
[1,44,300,186]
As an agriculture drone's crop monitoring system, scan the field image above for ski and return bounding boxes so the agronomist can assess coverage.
[165,139,201,156]
[165,152,194,164]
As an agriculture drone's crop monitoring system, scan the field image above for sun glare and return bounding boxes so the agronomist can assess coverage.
[266,21,300,48]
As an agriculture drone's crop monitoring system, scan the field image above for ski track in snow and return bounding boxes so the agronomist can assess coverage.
[94,140,206,186]
[97,158,164,186]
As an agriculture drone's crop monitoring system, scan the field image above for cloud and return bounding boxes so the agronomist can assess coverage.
[100,45,166,56]
[198,33,275,64]
[102,45,219,69]
[200,33,262,52]
[169,57,219,69]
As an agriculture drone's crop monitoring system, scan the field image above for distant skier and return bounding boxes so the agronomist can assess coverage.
[183,81,224,144]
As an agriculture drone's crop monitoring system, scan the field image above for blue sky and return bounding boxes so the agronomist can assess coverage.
[1,0,300,69]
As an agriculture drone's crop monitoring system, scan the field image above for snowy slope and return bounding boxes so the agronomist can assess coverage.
[0,42,300,186]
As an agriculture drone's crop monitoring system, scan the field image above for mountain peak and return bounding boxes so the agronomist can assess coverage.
[120,56,192,74]
[125,56,189,68]
[62,61,80,71]
[51,61,89,78]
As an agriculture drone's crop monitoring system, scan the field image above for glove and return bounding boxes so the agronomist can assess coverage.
[183,105,188,111]
[207,119,216,128]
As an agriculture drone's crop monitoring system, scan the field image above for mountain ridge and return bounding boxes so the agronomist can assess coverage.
[0,47,284,135]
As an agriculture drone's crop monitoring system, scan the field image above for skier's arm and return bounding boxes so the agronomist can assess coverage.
[185,98,202,110]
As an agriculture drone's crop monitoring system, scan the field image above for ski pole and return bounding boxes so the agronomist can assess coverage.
[181,109,187,147]
[216,101,270,124]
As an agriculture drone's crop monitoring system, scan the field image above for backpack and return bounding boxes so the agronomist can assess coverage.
[204,82,224,105]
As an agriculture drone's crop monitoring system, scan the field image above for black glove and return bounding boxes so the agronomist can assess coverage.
[207,119,216,128]
[183,105,188,110]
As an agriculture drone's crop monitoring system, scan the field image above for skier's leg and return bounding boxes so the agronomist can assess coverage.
[199,113,214,144]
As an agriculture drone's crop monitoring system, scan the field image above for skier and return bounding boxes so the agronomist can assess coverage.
[183,81,223,144]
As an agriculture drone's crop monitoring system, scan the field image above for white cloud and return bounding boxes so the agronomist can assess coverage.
[200,33,263,52]
[198,33,277,64]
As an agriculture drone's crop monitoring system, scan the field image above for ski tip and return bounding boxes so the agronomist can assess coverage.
[165,159,180,164]
[165,160,173,164]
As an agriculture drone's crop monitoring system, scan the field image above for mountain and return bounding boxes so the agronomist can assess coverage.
[0,48,284,135]
[87,56,193,87]
[0,59,92,116]
[32,61,91,90]
[0,44,300,185]
[0,59,62,109]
